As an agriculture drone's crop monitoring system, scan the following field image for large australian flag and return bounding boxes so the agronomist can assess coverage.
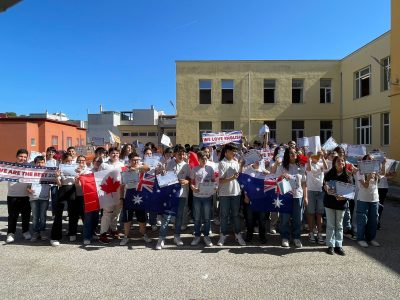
[124,172,181,215]
[238,173,293,213]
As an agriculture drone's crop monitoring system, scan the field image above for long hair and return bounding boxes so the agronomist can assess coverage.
[282,147,298,171]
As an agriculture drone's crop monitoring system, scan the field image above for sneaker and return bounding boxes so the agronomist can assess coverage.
[111,230,121,239]
[203,236,213,247]
[69,235,77,242]
[317,233,325,245]
[40,232,48,240]
[6,233,15,244]
[217,235,227,246]
[50,240,60,247]
[344,230,357,240]
[174,235,184,246]
[120,237,129,246]
[155,238,164,250]
[270,228,277,235]
[358,240,369,248]
[99,234,111,244]
[22,231,32,240]
[281,239,289,248]
[235,233,246,246]
[334,247,346,256]
[327,247,334,255]
[151,225,158,231]
[191,236,201,246]
[370,240,380,247]
[308,233,316,243]
[294,239,302,248]
[83,239,91,245]
[142,234,152,243]
[31,232,40,242]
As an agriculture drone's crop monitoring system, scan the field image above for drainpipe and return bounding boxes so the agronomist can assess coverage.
[248,72,251,139]
[340,72,343,143]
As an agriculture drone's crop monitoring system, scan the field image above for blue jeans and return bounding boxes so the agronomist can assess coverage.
[280,197,303,240]
[325,207,345,247]
[219,195,241,235]
[30,200,49,233]
[193,196,212,237]
[159,197,187,238]
[356,200,379,242]
[83,210,100,241]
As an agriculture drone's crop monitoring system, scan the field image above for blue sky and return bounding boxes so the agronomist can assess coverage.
[0,0,390,120]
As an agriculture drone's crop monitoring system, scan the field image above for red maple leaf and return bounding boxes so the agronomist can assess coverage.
[100,176,120,194]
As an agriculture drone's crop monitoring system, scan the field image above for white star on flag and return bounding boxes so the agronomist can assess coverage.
[272,198,284,208]
[133,195,143,205]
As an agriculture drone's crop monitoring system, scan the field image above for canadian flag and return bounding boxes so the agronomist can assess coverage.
[79,169,122,213]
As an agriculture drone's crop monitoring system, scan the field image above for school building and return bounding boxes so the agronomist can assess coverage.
[176,28,398,162]
[0,117,86,162]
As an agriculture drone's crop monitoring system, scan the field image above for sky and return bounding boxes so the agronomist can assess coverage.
[0,0,391,121]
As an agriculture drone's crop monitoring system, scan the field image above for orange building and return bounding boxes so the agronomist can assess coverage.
[0,118,86,162]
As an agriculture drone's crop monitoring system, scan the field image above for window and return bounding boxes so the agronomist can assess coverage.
[31,138,36,146]
[147,132,157,137]
[199,121,212,143]
[292,79,304,103]
[121,112,133,121]
[166,131,176,137]
[320,79,332,103]
[80,139,85,146]
[122,132,130,136]
[221,121,234,132]
[355,116,371,145]
[381,112,390,146]
[199,80,212,104]
[264,79,276,103]
[292,121,304,141]
[139,132,147,137]
[381,57,391,91]
[76,138,80,146]
[320,121,333,144]
[51,135,58,147]
[131,132,139,136]
[354,66,370,99]
[221,80,234,104]
[263,121,276,142]
[66,137,73,148]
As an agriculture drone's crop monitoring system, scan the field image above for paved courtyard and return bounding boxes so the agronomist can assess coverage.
[0,182,399,299]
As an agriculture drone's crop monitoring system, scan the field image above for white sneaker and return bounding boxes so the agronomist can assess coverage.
[235,233,246,246]
[217,234,227,246]
[191,236,201,246]
[203,236,213,247]
[281,238,289,248]
[69,235,77,242]
[270,228,277,235]
[6,233,15,244]
[120,237,129,246]
[22,231,32,240]
[50,240,60,247]
[294,239,302,248]
[358,240,369,248]
[83,239,91,245]
[174,235,184,246]
[155,238,164,250]
[142,234,151,243]
[370,240,380,247]
[151,225,158,231]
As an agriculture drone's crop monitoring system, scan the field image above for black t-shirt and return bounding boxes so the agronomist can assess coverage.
[323,170,352,210]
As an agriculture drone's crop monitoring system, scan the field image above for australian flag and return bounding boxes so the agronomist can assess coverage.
[238,173,293,213]
[124,172,181,215]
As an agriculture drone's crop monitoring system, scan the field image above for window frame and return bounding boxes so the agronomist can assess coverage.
[354,66,371,99]
[199,121,213,143]
[292,79,304,104]
[381,56,391,92]
[263,79,276,103]
[199,79,212,104]
[263,121,276,142]
[320,120,333,144]
[292,120,304,140]
[221,79,234,104]
[381,112,390,146]
[355,116,372,145]
[221,121,235,132]
[320,79,332,103]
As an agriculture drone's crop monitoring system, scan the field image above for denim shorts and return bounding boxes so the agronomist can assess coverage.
[306,190,325,214]
[121,208,146,223]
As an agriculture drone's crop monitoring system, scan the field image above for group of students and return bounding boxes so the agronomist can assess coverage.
[4,138,394,255]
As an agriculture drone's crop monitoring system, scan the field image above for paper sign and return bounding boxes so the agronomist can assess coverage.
[122,171,140,186]
[297,137,309,148]
[156,171,179,187]
[277,179,292,195]
[143,156,161,168]
[59,163,78,177]
[243,150,263,166]
[258,125,269,136]
[369,151,385,163]
[308,136,321,155]
[198,182,217,196]
[335,181,356,199]
[322,137,338,151]
[385,159,399,173]
[28,151,42,163]
[161,134,171,147]
[358,160,381,174]
[347,145,366,157]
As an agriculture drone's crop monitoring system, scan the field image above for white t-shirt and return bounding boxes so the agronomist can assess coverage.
[306,162,324,191]
[356,172,379,202]
[191,165,215,198]
[29,183,51,201]
[7,182,29,197]
[218,158,241,197]
[378,176,389,189]
[166,159,191,198]
[275,164,306,198]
